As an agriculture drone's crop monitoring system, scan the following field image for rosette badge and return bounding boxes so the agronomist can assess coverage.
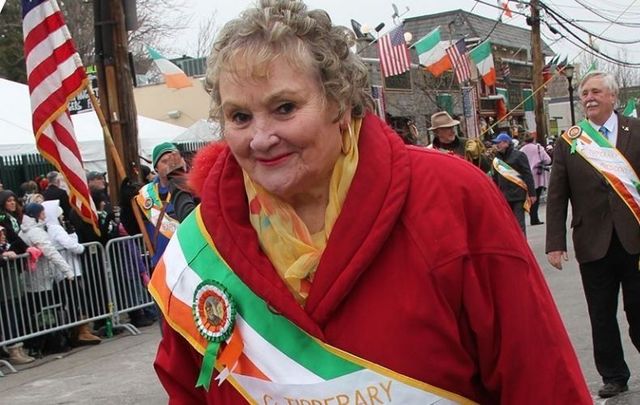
[193,280,242,390]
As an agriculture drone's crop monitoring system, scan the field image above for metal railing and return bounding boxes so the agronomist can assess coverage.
[0,235,155,376]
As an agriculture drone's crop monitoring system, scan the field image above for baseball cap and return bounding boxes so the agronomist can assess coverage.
[492,133,513,143]
[87,171,106,181]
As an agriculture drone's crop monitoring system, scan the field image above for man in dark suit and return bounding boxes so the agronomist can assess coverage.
[42,171,72,219]
[546,71,640,399]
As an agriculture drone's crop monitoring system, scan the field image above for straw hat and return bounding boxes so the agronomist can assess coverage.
[428,111,460,130]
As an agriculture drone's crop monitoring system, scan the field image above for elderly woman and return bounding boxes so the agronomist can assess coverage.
[149,1,590,403]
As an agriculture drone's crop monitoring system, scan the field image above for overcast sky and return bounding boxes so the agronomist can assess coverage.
[173,0,640,69]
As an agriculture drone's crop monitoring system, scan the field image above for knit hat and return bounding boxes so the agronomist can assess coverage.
[152,142,179,168]
[24,203,45,218]
[492,133,513,143]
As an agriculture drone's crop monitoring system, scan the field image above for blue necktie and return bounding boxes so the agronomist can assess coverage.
[599,126,609,139]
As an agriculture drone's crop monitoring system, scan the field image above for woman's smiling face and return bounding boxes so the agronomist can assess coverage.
[220,56,344,204]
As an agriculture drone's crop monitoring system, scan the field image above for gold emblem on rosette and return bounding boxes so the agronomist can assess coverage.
[143,198,153,210]
[193,280,236,343]
[567,126,582,139]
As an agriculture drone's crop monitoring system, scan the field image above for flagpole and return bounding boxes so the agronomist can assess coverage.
[86,83,127,182]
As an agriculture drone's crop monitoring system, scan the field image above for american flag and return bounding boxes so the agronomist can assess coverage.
[462,86,480,138]
[371,85,386,120]
[378,25,411,78]
[22,0,100,235]
[446,39,472,84]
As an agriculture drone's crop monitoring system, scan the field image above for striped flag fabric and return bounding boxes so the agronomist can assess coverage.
[413,27,452,77]
[446,39,472,84]
[147,46,192,89]
[522,88,537,137]
[462,86,480,138]
[468,40,496,86]
[377,25,411,78]
[371,85,386,120]
[21,0,100,235]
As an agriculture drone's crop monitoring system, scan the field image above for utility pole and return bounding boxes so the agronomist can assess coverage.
[530,0,548,145]
[93,0,139,204]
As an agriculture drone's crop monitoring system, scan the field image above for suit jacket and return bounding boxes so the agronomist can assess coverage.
[546,113,640,263]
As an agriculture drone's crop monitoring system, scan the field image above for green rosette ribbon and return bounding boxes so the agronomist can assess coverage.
[192,280,237,391]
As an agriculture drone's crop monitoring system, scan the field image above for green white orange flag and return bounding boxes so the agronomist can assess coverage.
[523,88,537,137]
[623,98,637,118]
[413,27,452,77]
[469,40,496,86]
[147,46,192,89]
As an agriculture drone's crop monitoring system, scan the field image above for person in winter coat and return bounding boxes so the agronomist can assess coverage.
[492,132,537,234]
[148,1,591,403]
[519,132,552,225]
[0,225,35,364]
[41,200,101,345]
[0,190,27,254]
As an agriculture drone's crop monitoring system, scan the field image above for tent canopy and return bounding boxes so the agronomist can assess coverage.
[0,78,191,172]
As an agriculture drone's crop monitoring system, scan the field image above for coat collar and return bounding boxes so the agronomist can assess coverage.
[198,113,411,336]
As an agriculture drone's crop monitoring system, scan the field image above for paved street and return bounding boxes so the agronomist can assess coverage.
[1,204,639,404]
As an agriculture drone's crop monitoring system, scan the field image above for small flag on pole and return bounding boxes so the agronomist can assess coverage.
[413,27,452,77]
[371,85,386,120]
[377,25,411,78]
[147,46,193,89]
[523,88,537,137]
[21,0,100,235]
[446,39,472,84]
[462,86,480,138]
[468,40,496,86]
[623,98,638,118]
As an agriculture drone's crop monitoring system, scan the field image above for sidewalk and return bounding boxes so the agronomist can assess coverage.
[0,325,167,405]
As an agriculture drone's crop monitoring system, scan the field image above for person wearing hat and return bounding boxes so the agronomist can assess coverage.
[429,111,491,172]
[134,142,187,267]
[491,132,536,234]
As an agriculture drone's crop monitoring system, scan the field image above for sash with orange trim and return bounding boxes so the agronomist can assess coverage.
[562,121,640,224]
[135,182,180,239]
[492,157,532,212]
[149,207,477,404]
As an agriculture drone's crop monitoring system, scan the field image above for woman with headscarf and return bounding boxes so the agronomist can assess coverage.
[149,1,591,403]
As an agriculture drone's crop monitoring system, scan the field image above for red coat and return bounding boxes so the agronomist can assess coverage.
[155,114,591,404]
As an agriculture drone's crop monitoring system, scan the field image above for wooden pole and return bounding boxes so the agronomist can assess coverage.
[530,0,548,145]
[86,83,126,181]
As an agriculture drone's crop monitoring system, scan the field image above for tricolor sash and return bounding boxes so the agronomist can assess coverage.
[562,121,640,224]
[135,182,179,239]
[492,157,532,212]
[149,207,476,405]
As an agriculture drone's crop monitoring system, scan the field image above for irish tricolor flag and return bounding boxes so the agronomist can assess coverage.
[623,98,637,118]
[147,46,192,89]
[413,27,452,77]
[469,40,496,86]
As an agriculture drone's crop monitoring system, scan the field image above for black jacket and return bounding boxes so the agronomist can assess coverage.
[43,185,72,219]
[493,144,536,202]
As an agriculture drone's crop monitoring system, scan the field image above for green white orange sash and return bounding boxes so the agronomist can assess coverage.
[149,207,476,405]
[562,121,640,224]
[135,182,179,239]
[492,157,532,212]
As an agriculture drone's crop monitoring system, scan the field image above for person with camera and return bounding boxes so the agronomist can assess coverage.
[134,142,188,267]
[520,132,552,225]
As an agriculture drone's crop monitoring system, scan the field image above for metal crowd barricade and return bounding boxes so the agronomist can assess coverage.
[0,242,113,375]
[0,235,157,376]
[104,234,155,335]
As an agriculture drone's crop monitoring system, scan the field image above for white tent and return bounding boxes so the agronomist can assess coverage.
[0,78,188,172]
[173,119,221,143]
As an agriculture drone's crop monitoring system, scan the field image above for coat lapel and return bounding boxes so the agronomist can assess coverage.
[616,114,632,153]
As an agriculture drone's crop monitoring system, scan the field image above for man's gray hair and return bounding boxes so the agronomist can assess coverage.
[46,171,60,185]
[578,70,619,97]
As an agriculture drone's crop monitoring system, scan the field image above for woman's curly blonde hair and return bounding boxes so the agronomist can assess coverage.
[204,0,371,125]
